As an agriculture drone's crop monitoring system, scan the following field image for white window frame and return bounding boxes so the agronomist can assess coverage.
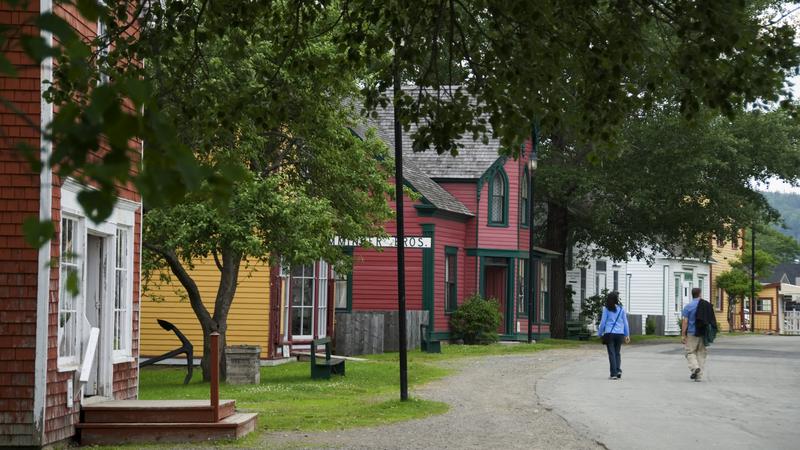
[756,298,772,313]
[112,226,134,361]
[288,263,315,339]
[58,215,84,369]
[317,261,329,338]
[333,268,348,310]
[58,178,140,375]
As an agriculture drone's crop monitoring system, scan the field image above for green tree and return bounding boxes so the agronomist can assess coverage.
[6,1,800,245]
[745,226,800,265]
[538,107,800,337]
[716,250,776,330]
[142,3,394,381]
[336,1,800,339]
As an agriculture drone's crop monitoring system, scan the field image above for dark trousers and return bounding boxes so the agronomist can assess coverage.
[605,333,624,377]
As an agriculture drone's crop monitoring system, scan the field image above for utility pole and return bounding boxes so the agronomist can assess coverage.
[527,158,536,343]
[750,227,756,332]
[392,37,408,401]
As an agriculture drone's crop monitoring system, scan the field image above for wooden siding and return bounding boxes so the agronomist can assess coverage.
[477,158,523,249]
[42,4,143,444]
[431,219,468,331]
[0,2,41,445]
[625,258,665,317]
[752,283,780,333]
[710,232,742,332]
[141,258,271,359]
[351,247,424,311]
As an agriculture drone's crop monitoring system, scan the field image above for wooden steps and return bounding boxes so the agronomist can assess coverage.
[77,399,257,445]
[81,399,237,423]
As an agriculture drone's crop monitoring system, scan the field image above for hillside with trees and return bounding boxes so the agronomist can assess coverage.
[762,191,800,241]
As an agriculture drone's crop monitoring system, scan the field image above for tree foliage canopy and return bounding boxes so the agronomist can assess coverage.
[4,0,800,235]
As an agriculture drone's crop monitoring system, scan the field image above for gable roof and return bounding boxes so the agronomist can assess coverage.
[764,262,800,284]
[361,87,505,180]
[402,160,473,217]
[348,125,473,217]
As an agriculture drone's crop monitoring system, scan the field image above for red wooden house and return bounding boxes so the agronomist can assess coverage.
[0,3,142,446]
[272,96,558,355]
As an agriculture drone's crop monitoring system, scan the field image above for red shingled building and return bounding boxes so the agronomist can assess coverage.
[1,2,142,446]
[273,94,558,355]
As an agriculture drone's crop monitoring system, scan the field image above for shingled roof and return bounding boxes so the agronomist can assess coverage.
[348,125,473,217]
[363,87,504,180]
[402,159,473,216]
[764,262,800,284]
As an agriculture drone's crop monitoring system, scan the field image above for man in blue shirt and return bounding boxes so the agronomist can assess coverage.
[681,287,706,381]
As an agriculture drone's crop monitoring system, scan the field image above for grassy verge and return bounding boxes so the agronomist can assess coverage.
[136,358,448,445]
[368,338,580,363]
[114,338,579,448]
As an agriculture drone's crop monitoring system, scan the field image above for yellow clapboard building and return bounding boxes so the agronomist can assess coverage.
[710,230,743,332]
[140,258,273,359]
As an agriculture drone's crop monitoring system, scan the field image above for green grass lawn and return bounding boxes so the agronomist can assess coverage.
[130,338,580,448]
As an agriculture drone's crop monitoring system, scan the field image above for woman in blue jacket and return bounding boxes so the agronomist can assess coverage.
[597,291,630,379]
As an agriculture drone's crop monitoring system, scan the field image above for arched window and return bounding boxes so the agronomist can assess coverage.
[520,169,529,226]
[489,170,507,225]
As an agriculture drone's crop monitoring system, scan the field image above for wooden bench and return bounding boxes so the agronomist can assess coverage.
[566,321,591,341]
[310,338,345,380]
[420,324,441,353]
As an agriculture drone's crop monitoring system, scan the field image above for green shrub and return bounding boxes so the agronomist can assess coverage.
[579,289,609,327]
[645,316,656,335]
[449,293,502,344]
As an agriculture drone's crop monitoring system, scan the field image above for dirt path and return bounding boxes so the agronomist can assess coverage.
[261,347,603,449]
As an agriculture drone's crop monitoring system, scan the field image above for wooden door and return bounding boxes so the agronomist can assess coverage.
[485,266,507,333]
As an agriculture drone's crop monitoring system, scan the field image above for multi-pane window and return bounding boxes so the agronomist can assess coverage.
[756,298,772,313]
[716,236,725,247]
[333,268,349,311]
[613,270,619,292]
[698,276,705,300]
[516,259,528,315]
[520,170,529,226]
[317,261,329,337]
[113,227,131,357]
[445,250,458,313]
[715,287,723,311]
[97,18,109,84]
[59,217,81,367]
[579,267,587,302]
[539,262,550,322]
[731,231,739,250]
[490,172,505,224]
[290,264,315,337]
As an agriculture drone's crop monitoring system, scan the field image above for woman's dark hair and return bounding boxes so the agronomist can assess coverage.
[605,291,620,311]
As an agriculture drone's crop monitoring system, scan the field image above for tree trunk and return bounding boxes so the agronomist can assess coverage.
[146,242,243,382]
[545,201,570,339]
[199,247,242,381]
[728,297,735,331]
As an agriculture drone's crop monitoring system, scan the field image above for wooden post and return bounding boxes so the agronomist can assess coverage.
[210,331,220,422]
[393,37,408,401]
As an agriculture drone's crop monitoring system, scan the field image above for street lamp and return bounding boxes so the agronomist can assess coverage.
[527,131,538,343]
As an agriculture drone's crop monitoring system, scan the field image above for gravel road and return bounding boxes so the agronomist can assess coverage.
[261,347,603,449]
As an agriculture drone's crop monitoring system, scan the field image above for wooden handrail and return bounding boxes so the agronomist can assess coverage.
[210,332,220,422]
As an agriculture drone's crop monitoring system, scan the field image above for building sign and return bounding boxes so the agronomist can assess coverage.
[332,236,432,249]
[566,273,580,286]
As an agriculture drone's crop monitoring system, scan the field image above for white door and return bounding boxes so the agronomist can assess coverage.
[665,275,691,334]
[595,272,607,296]
[84,235,106,397]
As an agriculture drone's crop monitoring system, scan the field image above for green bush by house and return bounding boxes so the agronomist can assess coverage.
[449,294,502,344]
